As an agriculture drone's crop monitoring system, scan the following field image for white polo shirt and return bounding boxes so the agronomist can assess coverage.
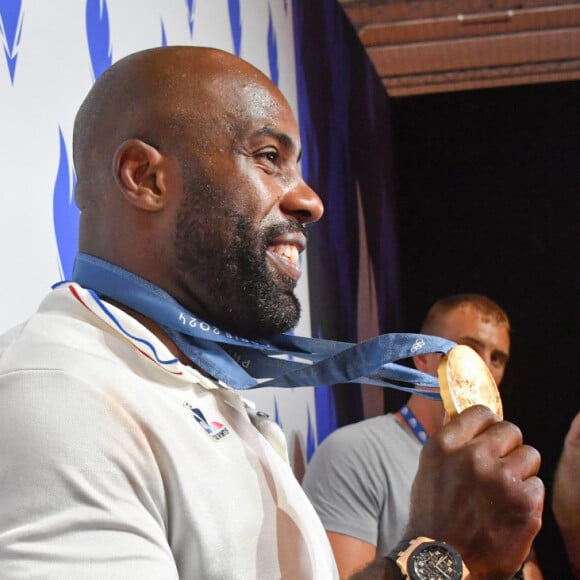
[0,283,337,579]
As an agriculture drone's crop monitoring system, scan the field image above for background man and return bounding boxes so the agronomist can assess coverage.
[303,294,542,578]
[0,48,543,579]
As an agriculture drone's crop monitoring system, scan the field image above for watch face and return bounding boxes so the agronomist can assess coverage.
[408,541,463,580]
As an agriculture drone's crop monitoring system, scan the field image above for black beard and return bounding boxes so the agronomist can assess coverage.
[221,219,302,337]
[174,198,302,339]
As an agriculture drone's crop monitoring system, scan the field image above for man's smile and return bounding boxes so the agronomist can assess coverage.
[266,232,306,282]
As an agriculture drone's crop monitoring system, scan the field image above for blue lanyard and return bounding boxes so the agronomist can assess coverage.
[68,253,455,397]
[399,405,429,445]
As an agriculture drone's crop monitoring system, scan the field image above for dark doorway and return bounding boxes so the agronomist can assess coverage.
[390,80,579,576]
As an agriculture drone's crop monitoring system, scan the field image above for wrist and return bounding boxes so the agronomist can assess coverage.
[383,555,404,579]
[385,536,469,580]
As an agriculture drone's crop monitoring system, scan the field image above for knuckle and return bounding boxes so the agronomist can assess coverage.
[495,419,523,443]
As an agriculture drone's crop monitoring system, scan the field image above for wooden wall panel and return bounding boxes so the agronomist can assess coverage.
[339,0,580,95]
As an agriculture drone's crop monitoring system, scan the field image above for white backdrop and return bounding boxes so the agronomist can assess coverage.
[0,0,318,470]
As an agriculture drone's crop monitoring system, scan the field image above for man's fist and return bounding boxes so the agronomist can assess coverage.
[406,405,544,578]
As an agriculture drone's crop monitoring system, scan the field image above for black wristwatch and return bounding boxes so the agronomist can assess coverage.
[386,536,469,579]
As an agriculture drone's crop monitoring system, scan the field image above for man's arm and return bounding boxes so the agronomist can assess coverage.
[552,411,580,577]
[302,420,401,578]
[327,531,377,579]
[348,405,544,579]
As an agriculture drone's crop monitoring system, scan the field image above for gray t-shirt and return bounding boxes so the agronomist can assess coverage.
[302,413,421,556]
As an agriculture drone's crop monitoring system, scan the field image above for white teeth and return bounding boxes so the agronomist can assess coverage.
[272,244,299,265]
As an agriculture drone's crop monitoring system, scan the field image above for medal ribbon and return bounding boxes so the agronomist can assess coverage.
[69,253,454,397]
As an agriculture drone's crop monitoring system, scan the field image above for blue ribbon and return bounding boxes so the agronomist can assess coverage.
[399,405,429,445]
[69,253,454,398]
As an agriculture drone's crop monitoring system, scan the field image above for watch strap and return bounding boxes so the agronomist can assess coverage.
[386,536,469,580]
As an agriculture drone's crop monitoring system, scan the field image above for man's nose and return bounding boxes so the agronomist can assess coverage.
[280,179,324,224]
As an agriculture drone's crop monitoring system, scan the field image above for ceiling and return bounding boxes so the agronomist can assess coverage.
[337,0,580,96]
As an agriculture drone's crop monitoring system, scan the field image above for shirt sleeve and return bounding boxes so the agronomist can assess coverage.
[0,370,179,580]
[302,424,384,546]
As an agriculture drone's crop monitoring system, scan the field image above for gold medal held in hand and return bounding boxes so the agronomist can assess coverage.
[437,345,503,419]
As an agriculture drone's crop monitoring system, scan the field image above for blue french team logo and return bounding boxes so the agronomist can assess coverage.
[183,402,230,441]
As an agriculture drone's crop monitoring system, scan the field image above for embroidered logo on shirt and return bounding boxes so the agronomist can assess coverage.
[183,402,230,441]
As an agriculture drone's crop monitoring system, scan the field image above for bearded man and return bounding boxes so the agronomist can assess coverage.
[0,46,543,579]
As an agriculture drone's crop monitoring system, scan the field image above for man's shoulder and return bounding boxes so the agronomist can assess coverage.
[0,322,26,353]
[0,288,99,372]
[303,413,412,501]
[332,413,398,437]
[315,413,400,453]
[0,284,185,383]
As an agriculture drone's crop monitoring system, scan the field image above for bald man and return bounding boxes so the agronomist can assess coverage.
[0,47,543,579]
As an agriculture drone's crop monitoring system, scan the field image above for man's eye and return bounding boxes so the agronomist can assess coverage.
[491,355,507,367]
[258,150,278,164]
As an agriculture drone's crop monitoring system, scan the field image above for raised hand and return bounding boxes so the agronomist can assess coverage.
[406,405,544,579]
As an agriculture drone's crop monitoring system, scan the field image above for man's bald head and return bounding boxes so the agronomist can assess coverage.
[420,294,511,336]
[73,46,280,209]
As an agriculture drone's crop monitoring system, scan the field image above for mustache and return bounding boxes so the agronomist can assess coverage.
[263,221,309,243]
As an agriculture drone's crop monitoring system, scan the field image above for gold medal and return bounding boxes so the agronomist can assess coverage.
[437,345,503,419]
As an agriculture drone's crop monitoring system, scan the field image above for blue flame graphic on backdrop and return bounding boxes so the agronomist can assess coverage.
[185,0,195,36]
[53,0,113,279]
[267,6,278,86]
[306,406,315,459]
[86,0,112,81]
[53,129,80,280]
[228,0,241,56]
[161,19,168,46]
[0,0,23,84]
[274,395,315,461]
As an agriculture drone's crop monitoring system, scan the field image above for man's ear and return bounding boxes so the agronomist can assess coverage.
[413,354,429,372]
[113,139,170,211]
